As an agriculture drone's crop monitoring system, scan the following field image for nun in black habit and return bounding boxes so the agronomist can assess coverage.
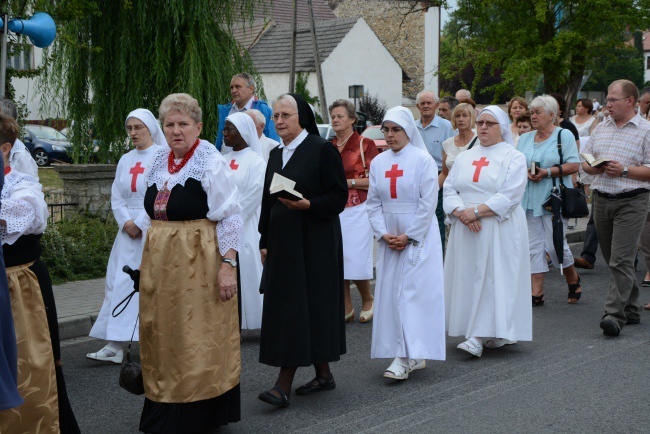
[258,93,348,407]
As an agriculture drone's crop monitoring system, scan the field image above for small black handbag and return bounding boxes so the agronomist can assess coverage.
[553,129,590,219]
[114,266,145,395]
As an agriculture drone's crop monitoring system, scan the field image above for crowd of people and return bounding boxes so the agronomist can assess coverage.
[0,74,648,433]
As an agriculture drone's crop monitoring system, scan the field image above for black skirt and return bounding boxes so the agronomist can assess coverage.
[139,384,241,434]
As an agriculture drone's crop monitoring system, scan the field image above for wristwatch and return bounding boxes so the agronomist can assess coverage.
[351,179,356,186]
[547,168,552,178]
[622,166,629,177]
[222,258,238,268]
[474,206,480,219]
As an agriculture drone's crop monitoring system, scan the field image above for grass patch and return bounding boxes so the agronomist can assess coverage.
[41,214,117,284]
[38,167,63,189]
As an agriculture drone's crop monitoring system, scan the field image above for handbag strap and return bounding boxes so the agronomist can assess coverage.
[359,136,368,177]
[126,316,139,355]
[467,136,478,150]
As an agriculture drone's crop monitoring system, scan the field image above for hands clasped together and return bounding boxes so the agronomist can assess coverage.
[454,207,482,233]
[381,233,409,251]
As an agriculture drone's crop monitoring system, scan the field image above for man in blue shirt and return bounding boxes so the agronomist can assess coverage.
[215,72,280,151]
[415,90,454,248]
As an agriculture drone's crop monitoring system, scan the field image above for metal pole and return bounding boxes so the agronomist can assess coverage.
[288,0,297,93]
[0,14,8,99]
[307,0,328,122]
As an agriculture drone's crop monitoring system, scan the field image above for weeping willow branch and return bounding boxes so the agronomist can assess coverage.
[38,0,264,163]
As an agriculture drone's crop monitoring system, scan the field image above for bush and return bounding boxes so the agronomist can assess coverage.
[359,92,388,125]
[41,214,118,284]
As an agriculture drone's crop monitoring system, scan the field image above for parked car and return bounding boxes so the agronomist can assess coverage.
[23,124,73,166]
[317,124,336,141]
[361,125,388,152]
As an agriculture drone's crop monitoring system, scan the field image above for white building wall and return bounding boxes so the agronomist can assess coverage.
[423,7,440,94]
[10,46,60,120]
[322,19,402,111]
[645,52,650,85]
[259,19,402,121]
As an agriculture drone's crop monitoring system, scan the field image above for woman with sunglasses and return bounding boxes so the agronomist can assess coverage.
[444,106,531,358]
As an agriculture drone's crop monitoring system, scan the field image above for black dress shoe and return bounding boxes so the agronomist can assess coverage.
[626,317,640,325]
[258,386,290,408]
[600,319,621,336]
[295,376,336,395]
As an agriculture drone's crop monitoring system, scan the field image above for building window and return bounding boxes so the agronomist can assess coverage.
[647,55,650,70]
[7,37,34,71]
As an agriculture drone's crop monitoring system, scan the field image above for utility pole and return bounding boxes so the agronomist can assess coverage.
[308,0,328,122]
[288,0,297,93]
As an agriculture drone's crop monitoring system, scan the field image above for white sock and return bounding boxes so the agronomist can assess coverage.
[469,337,483,346]
[106,341,122,353]
[398,357,409,365]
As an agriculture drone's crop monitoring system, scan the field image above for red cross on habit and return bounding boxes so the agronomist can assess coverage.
[129,162,145,192]
[385,164,403,199]
[472,157,490,182]
[229,160,239,170]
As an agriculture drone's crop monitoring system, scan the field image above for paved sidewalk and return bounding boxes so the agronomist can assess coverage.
[53,221,590,340]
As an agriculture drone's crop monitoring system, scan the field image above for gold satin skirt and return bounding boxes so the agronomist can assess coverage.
[0,262,59,434]
[139,219,241,403]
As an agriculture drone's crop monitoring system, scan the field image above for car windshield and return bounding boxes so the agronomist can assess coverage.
[318,126,329,139]
[362,127,384,140]
[26,125,67,141]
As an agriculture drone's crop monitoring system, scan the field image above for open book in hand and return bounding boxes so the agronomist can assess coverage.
[580,153,611,168]
[269,173,304,201]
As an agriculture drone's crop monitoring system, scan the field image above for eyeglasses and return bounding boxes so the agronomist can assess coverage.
[380,126,404,134]
[605,97,630,103]
[126,124,147,132]
[271,112,298,121]
[476,120,500,128]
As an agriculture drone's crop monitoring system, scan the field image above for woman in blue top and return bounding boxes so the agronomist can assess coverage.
[518,95,582,306]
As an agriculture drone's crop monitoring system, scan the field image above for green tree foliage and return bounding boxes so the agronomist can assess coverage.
[39,0,264,163]
[441,0,650,108]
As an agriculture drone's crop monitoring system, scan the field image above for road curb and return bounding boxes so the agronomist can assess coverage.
[59,315,96,340]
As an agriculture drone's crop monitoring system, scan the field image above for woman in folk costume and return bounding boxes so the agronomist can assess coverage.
[223,112,265,329]
[87,109,164,363]
[443,106,532,358]
[258,93,347,407]
[0,164,23,412]
[137,94,243,433]
[366,106,445,380]
[0,114,80,433]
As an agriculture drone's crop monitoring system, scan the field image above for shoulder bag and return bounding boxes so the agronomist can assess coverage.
[553,129,589,219]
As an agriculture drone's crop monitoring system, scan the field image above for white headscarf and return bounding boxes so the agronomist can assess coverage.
[478,105,514,146]
[381,106,428,152]
[225,112,263,157]
[125,108,165,146]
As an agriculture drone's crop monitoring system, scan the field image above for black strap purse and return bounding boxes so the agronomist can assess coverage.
[113,266,145,396]
[553,129,590,219]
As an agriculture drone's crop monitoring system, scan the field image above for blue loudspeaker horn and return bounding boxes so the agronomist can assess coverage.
[0,12,56,48]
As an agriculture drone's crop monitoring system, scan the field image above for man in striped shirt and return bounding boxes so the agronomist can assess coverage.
[582,79,650,337]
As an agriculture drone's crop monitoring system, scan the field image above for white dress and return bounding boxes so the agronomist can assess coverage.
[9,140,38,179]
[442,135,475,169]
[571,116,596,185]
[367,143,446,361]
[443,142,532,341]
[225,147,265,329]
[89,145,161,341]
[0,170,47,244]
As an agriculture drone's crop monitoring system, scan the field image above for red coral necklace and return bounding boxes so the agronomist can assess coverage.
[3,166,10,175]
[168,139,200,174]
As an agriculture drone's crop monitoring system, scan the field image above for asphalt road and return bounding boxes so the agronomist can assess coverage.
[61,243,650,433]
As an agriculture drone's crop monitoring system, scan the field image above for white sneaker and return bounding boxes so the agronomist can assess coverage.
[484,338,517,348]
[408,359,426,372]
[457,339,483,357]
[383,357,409,380]
[86,346,124,364]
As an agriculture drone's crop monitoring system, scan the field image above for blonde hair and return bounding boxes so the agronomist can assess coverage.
[159,93,202,123]
[451,103,476,130]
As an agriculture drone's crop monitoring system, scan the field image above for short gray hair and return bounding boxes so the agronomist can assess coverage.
[455,89,471,100]
[415,90,438,104]
[246,108,266,127]
[274,94,298,112]
[440,96,459,110]
[529,95,559,123]
[0,98,17,119]
[159,93,202,123]
[232,72,256,91]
